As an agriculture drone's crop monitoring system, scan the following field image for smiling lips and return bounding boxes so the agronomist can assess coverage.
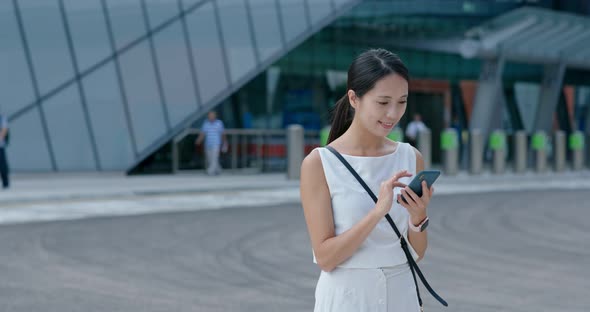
[379,121,394,130]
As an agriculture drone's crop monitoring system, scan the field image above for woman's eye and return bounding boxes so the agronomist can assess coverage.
[378,102,388,105]
[399,101,407,105]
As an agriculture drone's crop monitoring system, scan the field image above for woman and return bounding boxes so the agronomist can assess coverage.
[300,49,434,311]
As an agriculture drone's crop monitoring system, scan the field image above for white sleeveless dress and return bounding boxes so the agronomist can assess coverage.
[313,142,421,312]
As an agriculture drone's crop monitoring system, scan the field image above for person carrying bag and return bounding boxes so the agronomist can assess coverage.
[300,49,447,311]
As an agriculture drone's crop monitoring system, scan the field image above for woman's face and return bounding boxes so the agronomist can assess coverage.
[349,73,408,138]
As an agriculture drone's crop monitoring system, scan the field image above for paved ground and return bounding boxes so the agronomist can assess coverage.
[2,170,590,224]
[0,188,588,311]
[0,170,589,311]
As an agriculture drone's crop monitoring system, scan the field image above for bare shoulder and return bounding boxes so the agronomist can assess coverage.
[302,147,321,165]
[300,148,331,201]
[301,148,325,182]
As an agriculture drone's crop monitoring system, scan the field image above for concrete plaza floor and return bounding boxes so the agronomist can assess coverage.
[1,169,590,224]
[0,170,588,311]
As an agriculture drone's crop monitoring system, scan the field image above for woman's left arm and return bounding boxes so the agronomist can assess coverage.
[398,148,433,262]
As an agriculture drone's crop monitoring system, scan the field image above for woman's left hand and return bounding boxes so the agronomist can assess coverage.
[397,180,434,225]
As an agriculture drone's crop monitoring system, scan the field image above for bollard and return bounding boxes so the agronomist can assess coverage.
[569,131,585,170]
[469,129,483,175]
[514,131,527,174]
[554,131,566,172]
[418,129,432,169]
[490,130,507,174]
[441,128,459,175]
[287,124,304,180]
[172,140,179,174]
[320,126,331,147]
[387,127,404,142]
[531,131,548,173]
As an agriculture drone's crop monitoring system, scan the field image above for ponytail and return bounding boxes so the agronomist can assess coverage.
[327,94,354,144]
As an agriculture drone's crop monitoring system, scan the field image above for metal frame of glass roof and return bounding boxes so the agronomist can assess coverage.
[460,7,590,69]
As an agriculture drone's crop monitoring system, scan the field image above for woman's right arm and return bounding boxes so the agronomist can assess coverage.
[300,150,408,272]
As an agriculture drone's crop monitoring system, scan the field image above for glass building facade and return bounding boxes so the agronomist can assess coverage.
[1,0,358,172]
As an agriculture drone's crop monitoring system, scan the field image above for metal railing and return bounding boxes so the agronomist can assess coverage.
[171,128,319,173]
[171,126,588,175]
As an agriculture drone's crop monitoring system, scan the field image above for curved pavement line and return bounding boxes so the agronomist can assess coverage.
[1,178,590,226]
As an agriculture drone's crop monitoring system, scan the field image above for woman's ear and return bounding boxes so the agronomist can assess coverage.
[348,90,358,109]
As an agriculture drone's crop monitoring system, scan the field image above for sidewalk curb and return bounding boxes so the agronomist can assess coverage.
[0,184,298,205]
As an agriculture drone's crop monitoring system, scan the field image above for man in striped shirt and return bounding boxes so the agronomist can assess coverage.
[195,111,227,175]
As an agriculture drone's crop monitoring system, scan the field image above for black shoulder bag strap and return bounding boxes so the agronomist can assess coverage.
[325,146,448,309]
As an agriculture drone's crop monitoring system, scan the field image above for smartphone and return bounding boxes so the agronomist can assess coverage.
[399,170,440,204]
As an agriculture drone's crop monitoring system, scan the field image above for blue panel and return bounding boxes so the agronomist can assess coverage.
[185,2,229,103]
[118,42,166,152]
[307,0,332,25]
[145,0,180,29]
[334,0,352,8]
[249,0,283,60]
[63,0,112,72]
[43,85,95,170]
[0,3,35,116]
[106,0,146,50]
[217,0,257,83]
[6,108,52,171]
[83,62,134,170]
[19,1,75,95]
[152,21,199,126]
[279,0,307,42]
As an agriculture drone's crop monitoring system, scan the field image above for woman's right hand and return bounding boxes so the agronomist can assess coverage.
[374,170,412,217]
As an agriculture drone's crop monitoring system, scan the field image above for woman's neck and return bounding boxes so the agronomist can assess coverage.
[340,119,388,155]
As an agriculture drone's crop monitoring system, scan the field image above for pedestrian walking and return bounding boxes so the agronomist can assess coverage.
[195,111,227,176]
[405,114,428,148]
[0,113,10,189]
[300,49,446,311]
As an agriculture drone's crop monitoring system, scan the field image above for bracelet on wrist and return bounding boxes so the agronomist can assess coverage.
[409,216,429,232]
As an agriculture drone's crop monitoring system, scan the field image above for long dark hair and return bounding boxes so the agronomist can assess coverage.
[327,49,409,144]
